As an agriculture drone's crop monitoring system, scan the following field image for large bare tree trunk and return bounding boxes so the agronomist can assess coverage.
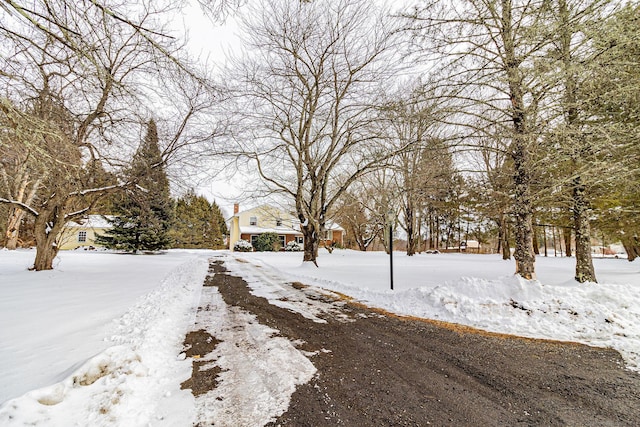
[502,0,536,279]
[301,219,320,266]
[573,177,596,283]
[512,140,536,279]
[621,236,640,262]
[31,208,65,271]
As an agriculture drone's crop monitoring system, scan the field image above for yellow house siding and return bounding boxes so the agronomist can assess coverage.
[58,215,113,250]
[58,226,110,250]
[229,205,301,251]
[228,216,241,250]
[228,204,344,251]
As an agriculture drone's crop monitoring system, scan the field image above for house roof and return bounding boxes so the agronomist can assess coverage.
[325,221,344,231]
[240,225,302,236]
[65,215,114,229]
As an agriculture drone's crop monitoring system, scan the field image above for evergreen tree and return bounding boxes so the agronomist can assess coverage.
[212,201,228,242]
[584,4,640,260]
[97,119,173,252]
[169,191,228,249]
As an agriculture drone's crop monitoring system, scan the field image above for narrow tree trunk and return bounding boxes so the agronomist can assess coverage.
[573,176,596,283]
[558,227,564,257]
[501,232,511,260]
[543,226,548,257]
[499,213,511,260]
[532,226,540,255]
[5,207,25,250]
[405,206,416,256]
[564,227,572,257]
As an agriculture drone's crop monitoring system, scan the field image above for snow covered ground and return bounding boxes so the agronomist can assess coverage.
[1,248,639,426]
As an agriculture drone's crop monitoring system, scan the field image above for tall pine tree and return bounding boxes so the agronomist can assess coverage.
[97,119,173,252]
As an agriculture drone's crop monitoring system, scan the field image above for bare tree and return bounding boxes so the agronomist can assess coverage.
[0,1,220,270]
[334,183,386,251]
[466,124,514,260]
[381,80,453,256]
[227,0,405,265]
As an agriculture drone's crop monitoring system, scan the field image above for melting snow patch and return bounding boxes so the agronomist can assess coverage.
[190,279,316,427]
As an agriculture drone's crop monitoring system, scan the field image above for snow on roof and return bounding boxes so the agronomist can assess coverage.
[325,221,344,231]
[65,215,114,229]
[240,226,302,236]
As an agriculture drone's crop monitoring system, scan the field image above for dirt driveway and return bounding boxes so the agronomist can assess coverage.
[185,260,640,426]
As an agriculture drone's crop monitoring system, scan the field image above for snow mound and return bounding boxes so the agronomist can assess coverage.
[0,255,209,426]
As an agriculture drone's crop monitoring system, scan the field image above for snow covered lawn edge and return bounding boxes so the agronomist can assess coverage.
[0,255,210,427]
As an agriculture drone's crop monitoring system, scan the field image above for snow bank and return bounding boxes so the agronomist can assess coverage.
[0,252,210,426]
[238,251,640,371]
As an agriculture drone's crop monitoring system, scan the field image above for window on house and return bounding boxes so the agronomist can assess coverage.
[78,231,87,242]
[296,236,304,244]
[278,235,285,248]
[250,235,258,246]
[276,218,282,227]
[250,216,257,226]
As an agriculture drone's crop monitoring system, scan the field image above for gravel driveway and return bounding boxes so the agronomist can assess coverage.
[184,260,640,426]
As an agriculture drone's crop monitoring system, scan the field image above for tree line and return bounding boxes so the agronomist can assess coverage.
[1,119,227,253]
[2,0,638,284]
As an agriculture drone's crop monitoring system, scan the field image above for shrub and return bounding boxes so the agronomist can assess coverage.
[285,240,302,251]
[234,239,253,252]
[253,232,280,252]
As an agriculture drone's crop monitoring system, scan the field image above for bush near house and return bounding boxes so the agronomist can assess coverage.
[285,240,302,251]
[234,239,253,252]
[254,232,280,252]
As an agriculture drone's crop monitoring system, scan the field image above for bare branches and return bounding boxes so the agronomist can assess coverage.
[224,0,403,262]
[0,197,39,217]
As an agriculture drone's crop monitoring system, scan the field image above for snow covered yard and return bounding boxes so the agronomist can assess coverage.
[0,249,213,425]
[0,248,639,426]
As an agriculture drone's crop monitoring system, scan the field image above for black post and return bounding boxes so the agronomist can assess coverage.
[389,222,394,291]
